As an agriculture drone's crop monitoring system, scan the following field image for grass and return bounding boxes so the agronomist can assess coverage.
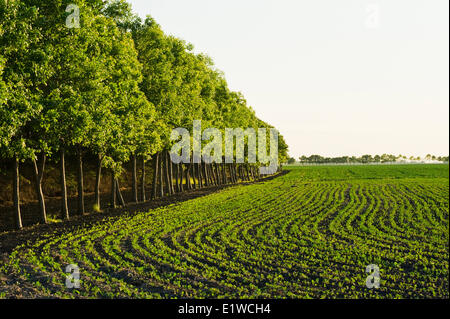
[0,164,448,298]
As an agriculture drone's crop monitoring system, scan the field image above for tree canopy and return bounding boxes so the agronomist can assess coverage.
[0,0,289,228]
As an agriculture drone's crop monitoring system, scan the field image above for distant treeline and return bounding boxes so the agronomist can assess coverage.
[287,154,449,164]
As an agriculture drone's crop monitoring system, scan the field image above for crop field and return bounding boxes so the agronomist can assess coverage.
[0,164,448,299]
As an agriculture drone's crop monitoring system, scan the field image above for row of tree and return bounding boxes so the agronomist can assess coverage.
[0,0,288,230]
[290,154,449,164]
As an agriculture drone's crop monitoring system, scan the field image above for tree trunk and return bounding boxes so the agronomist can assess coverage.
[162,151,167,195]
[192,163,195,188]
[250,166,255,180]
[198,163,203,188]
[207,164,213,185]
[192,163,197,189]
[209,163,219,186]
[132,153,138,203]
[94,155,103,210]
[116,178,126,207]
[77,147,85,215]
[200,163,204,187]
[215,163,221,185]
[159,152,164,197]
[175,163,180,193]
[162,151,169,195]
[110,171,117,208]
[203,163,209,187]
[167,151,174,195]
[245,164,249,181]
[152,153,159,199]
[222,163,227,184]
[214,164,220,185]
[186,164,192,190]
[140,156,146,202]
[210,164,216,186]
[179,164,184,192]
[13,157,22,230]
[33,153,47,224]
[60,147,69,220]
[228,164,234,183]
[190,163,195,189]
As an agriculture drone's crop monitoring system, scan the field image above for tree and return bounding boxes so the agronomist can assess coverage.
[361,155,373,164]
[103,0,142,33]
[0,0,52,225]
[41,1,119,218]
[1,0,287,231]
[0,52,25,229]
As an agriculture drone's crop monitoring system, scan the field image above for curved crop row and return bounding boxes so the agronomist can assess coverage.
[1,165,448,298]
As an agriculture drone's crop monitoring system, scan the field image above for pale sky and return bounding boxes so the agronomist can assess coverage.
[128,0,449,158]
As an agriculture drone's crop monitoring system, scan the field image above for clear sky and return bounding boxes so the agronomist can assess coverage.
[128,0,449,158]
